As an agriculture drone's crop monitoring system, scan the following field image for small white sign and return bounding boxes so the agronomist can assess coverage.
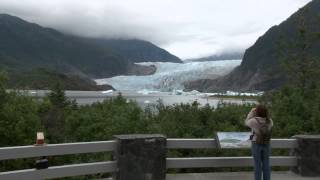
[216,132,251,148]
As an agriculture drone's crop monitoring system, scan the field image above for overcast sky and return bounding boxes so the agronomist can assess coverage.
[0,0,312,59]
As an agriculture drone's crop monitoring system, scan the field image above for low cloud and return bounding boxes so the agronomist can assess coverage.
[0,0,311,59]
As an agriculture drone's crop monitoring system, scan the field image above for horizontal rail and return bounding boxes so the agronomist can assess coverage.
[166,156,297,169]
[271,139,298,149]
[0,141,116,161]
[0,161,117,179]
[167,139,218,149]
[167,138,297,149]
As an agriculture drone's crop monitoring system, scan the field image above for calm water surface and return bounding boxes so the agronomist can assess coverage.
[26,90,256,108]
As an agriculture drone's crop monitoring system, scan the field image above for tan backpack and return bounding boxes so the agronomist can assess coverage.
[255,118,272,145]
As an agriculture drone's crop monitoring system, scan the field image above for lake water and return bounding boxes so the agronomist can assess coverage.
[26,90,256,108]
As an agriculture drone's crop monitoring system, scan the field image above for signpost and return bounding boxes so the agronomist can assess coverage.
[35,132,49,169]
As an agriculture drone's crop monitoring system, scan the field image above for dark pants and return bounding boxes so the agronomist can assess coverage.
[252,142,271,180]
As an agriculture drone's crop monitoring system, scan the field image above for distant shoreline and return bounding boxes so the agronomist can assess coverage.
[208,95,259,101]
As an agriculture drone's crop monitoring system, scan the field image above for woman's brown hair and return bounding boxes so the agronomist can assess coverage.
[255,104,270,123]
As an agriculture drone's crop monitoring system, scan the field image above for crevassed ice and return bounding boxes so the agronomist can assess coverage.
[95,60,241,91]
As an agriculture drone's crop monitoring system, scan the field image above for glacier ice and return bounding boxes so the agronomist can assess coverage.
[101,90,114,94]
[95,60,241,92]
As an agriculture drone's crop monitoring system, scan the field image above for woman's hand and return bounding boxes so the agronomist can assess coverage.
[250,108,256,116]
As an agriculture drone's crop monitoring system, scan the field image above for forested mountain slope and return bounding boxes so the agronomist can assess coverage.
[185,0,320,92]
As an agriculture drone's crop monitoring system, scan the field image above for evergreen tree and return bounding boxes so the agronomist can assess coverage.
[42,82,70,143]
[48,82,69,108]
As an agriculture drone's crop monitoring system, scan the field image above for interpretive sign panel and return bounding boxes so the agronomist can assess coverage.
[216,132,251,148]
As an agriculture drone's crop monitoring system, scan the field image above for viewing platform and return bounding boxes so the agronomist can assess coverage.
[0,134,319,180]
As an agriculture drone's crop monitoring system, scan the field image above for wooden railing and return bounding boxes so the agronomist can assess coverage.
[0,141,117,179]
[0,141,116,160]
[166,138,298,169]
[0,138,298,179]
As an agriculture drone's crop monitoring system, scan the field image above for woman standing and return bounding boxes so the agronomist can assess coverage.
[245,104,273,180]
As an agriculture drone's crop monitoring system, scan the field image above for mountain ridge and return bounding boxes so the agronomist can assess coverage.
[0,13,181,90]
[185,0,320,92]
[90,38,182,63]
[185,52,244,62]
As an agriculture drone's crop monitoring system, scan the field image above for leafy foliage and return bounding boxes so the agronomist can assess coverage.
[0,73,42,146]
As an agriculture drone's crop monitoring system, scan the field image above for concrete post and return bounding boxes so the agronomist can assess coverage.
[292,135,320,177]
[113,134,166,180]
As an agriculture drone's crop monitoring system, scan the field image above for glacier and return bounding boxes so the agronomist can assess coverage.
[95,60,241,92]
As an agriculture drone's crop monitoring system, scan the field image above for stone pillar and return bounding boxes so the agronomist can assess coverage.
[113,134,166,180]
[292,135,320,177]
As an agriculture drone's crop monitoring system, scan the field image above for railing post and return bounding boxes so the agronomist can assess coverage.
[291,135,320,177]
[113,134,166,180]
